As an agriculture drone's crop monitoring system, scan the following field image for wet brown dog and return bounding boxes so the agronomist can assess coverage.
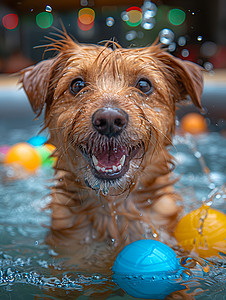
[21,32,203,271]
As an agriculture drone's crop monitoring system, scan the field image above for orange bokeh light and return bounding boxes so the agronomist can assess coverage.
[78,8,95,31]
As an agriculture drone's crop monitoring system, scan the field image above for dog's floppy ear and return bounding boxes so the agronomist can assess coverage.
[21,58,56,116]
[157,51,203,109]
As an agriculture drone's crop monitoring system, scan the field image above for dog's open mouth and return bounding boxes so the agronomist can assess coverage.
[80,138,141,180]
[91,143,129,180]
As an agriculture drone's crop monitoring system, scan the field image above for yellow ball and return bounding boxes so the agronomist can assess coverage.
[181,113,207,135]
[174,205,226,257]
[4,143,41,173]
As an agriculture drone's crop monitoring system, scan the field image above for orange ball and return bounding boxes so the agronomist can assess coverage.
[174,205,226,258]
[44,144,56,153]
[180,113,207,135]
[4,143,41,173]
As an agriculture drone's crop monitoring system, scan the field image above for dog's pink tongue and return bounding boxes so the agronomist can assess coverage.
[94,145,127,167]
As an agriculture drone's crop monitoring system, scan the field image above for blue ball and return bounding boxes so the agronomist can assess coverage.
[112,240,185,299]
[27,136,47,147]
[112,239,181,275]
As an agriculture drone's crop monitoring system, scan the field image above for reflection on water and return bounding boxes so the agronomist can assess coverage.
[0,120,226,299]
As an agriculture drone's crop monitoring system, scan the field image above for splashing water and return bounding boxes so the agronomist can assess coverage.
[0,117,226,298]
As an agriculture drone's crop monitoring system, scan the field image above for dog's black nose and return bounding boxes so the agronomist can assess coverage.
[92,107,128,138]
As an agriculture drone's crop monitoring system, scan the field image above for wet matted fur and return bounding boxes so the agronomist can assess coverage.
[21,32,203,271]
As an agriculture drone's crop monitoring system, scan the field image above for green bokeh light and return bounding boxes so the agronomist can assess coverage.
[168,8,185,26]
[36,12,53,29]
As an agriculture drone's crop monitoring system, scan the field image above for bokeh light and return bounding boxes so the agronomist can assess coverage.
[204,62,213,71]
[78,8,95,31]
[121,11,129,21]
[45,5,52,12]
[36,12,53,29]
[181,49,189,57]
[159,28,174,45]
[2,14,19,30]
[141,19,155,30]
[168,42,176,52]
[178,36,186,46]
[126,30,137,41]
[141,1,157,31]
[168,8,186,26]
[200,41,217,57]
[126,6,142,27]
[142,1,157,18]
[106,17,115,27]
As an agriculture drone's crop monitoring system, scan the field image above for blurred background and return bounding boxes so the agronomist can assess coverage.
[0,0,226,73]
[0,0,225,128]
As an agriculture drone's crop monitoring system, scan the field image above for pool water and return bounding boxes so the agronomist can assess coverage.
[0,119,226,300]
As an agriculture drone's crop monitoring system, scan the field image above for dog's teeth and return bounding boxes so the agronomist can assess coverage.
[120,154,126,167]
[101,167,105,172]
[96,166,101,171]
[120,155,125,166]
[118,164,122,171]
[108,169,113,172]
[113,165,117,171]
[92,155,98,166]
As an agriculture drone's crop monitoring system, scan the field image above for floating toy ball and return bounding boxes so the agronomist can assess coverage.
[112,240,185,299]
[27,135,47,147]
[180,113,207,135]
[4,143,41,173]
[36,144,56,167]
[174,205,226,258]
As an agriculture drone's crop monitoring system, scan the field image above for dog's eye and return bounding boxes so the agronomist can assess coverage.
[70,78,86,95]
[136,79,153,95]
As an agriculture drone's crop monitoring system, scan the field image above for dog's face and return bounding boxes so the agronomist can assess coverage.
[22,36,203,196]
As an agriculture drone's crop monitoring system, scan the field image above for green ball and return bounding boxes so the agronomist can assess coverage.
[36,145,56,167]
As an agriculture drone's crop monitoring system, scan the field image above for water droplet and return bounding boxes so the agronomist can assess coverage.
[126,31,137,41]
[106,17,115,27]
[204,62,213,72]
[194,151,201,158]
[102,185,109,196]
[181,49,189,57]
[45,5,52,12]
[168,42,176,52]
[181,269,192,280]
[121,11,129,21]
[204,199,213,206]
[178,36,186,46]
[159,28,174,45]
[141,19,155,30]
[208,182,216,189]
[153,107,161,113]
[143,9,156,19]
